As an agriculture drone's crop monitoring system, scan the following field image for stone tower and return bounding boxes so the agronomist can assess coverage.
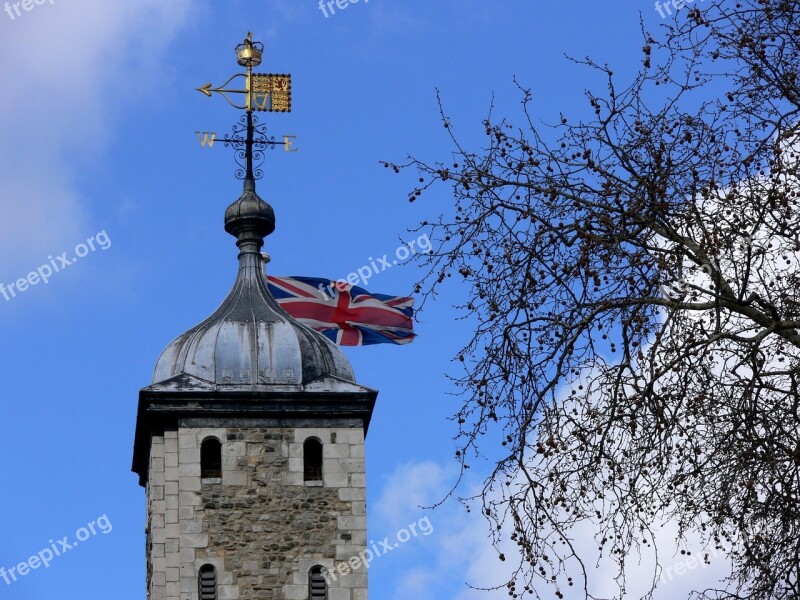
[132,175,377,600]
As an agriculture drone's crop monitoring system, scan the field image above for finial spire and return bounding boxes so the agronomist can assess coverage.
[195,33,294,253]
[196,33,293,186]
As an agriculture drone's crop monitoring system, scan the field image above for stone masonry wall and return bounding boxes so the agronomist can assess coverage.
[146,424,368,600]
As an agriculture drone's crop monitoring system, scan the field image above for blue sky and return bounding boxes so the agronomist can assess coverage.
[0,1,728,598]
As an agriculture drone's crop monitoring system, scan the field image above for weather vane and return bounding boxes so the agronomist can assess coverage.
[195,33,297,181]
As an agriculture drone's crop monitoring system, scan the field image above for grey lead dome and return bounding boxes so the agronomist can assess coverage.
[151,180,355,386]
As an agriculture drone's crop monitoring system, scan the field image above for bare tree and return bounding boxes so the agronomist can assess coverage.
[388,2,800,598]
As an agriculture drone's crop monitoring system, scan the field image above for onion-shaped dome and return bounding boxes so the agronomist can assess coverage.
[152,180,355,386]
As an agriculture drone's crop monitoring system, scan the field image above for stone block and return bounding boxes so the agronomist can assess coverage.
[323,458,343,474]
[151,486,165,501]
[339,458,365,474]
[179,463,201,477]
[353,588,369,600]
[323,444,350,459]
[337,516,366,531]
[166,581,180,598]
[179,491,202,507]
[153,527,167,544]
[180,576,195,593]
[335,544,369,562]
[222,470,248,486]
[150,470,166,487]
[338,488,366,502]
[222,456,239,471]
[224,441,247,457]
[218,585,240,600]
[284,584,307,600]
[178,430,197,448]
[179,477,201,492]
[338,573,368,588]
[180,448,201,463]
[282,471,304,486]
[151,586,166,600]
[166,537,180,554]
[350,530,367,546]
[288,442,303,458]
[179,548,195,563]
[333,429,364,445]
[180,519,203,534]
[219,570,234,585]
[153,557,166,574]
[182,533,209,549]
[294,428,331,443]
[324,472,348,488]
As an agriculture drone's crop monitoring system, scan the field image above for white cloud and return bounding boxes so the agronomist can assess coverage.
[0,0,191,274]
[373,460,734,600]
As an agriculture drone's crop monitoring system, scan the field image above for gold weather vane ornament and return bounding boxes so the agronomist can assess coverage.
[195,33,297,180]
[196,33,292,113]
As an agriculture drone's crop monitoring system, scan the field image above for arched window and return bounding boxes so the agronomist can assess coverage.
[198,564,217,600]
[303,438,323,482]
[308,565,327,599]
[201,437,222,479]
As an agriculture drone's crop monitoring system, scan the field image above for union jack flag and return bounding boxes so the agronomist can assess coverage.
[266,275,416,346]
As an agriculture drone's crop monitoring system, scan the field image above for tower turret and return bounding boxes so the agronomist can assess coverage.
[133,34,376,600]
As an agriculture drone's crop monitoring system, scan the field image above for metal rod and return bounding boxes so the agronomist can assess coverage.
[245,111,254,181]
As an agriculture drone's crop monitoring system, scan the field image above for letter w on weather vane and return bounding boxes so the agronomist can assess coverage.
[195,33,297,181]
